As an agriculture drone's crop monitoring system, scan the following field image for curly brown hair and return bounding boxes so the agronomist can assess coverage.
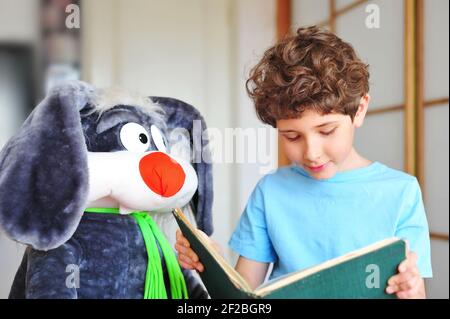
[246,26,369,127]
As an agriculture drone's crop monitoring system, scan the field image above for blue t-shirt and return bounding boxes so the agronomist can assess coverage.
[229,162,433,280]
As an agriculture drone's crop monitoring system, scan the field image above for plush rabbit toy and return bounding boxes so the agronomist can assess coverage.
[0,81,213,299]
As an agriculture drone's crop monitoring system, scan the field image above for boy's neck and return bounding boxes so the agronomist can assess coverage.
[337,148,372,173]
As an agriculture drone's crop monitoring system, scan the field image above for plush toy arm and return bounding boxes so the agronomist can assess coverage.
[22,240,82,299]
[182,268,209,299]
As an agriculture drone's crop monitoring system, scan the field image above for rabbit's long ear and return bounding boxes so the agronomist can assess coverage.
[0,81,94,251]
[151,97,213,236]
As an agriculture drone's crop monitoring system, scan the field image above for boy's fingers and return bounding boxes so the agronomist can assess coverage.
[399,269,415,283]
[177,248,195,268]
[396,286,419,299]
[387,269,420,294]
[175,243,199,263]
[176,230,190,248]
[398,276,419,291]
[386,275,404,294]
[388,270,414,286]
[398,259,409,273]
[195,262,204,273]
[180,237,191,248]
[174,243,190,259]
[175,244,188,257]
[388,273,401,286]
[386,284,398,294]
[175,241,204,272]
[187,249,199,262]
[409,252,418,263]
[178,252,204,272]
[177,249,197,266]
[179,260,195,270]
[399,252,418,272]
[394,272,419,291]
[397,279,425,299]
[174,242,185,254]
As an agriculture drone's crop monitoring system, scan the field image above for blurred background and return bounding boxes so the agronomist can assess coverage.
[0,0,448,298]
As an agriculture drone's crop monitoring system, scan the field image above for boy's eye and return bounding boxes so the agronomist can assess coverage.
[284,135,300,141]
[320,128,337,136]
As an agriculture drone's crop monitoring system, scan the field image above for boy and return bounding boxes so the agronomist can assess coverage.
[175,26,432,298]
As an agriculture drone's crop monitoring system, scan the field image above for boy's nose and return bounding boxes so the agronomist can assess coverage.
[304,143,322,162]
[139,152,186,197]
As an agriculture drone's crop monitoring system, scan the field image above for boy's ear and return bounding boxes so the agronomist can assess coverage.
[353,94,370,128]
[150,97,214,236]
[0,81,94,251]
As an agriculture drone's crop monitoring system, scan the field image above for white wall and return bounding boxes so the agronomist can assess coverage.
[233,0,278,222]
[0,0,38,42]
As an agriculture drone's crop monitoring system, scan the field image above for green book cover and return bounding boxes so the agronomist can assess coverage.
[173,208,406,299]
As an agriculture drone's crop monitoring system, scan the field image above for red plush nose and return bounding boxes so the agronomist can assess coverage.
[139,152,186,197]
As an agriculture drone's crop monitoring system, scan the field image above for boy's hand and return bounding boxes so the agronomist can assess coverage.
[175,229,223,272]
[175,229,204,272]
[386,252,426,299]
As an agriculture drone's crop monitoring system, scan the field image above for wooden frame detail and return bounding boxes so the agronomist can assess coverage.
[317,0,369,28]
[367,104,404,116]
[416,0,425,189]
[430,232,450,241]
[329,0,336,33]
[365,97,449,117]
[277,0,292,40]
[366,97,449,117]
[334,0,369,17]
[277,0,292,167]
[404,0,416,176]
[424,97,449,107]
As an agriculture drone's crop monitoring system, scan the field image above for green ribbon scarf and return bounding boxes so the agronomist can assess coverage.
[84,207,188,299]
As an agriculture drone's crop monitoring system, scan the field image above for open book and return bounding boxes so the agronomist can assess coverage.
[173,208,406,299]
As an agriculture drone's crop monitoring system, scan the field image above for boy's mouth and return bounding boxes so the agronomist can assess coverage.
[306,162,329,173]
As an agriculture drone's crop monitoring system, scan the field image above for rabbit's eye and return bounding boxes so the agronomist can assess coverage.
[139,134,148,144]
[151,125,167,153]
[120,122,150,153]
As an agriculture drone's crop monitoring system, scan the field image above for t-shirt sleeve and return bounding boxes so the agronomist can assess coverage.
[228,181,277,263]
[395,178,433,278]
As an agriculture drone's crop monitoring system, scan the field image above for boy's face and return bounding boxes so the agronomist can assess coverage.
[277,95,369,180]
